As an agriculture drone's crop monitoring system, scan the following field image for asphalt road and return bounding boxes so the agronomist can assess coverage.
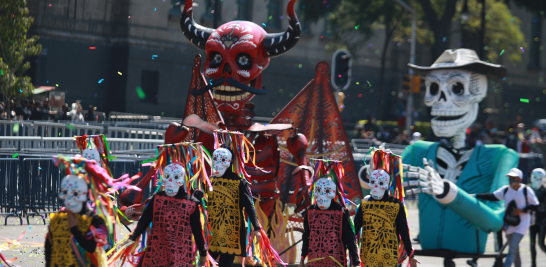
[0,201,545,267]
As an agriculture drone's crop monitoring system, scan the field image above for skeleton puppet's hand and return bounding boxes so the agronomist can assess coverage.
[403,158,445,196]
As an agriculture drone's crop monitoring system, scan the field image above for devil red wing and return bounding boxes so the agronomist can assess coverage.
[268,61,363,206]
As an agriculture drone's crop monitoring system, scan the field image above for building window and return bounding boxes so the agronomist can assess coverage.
[529,12,542,69]
[297,3,310,34]
[203,0,221,20]
[169,0,183,16]
[323,12,333,36]
[237,0,252,20]
[267,0,282,29]
[140,71,160,104]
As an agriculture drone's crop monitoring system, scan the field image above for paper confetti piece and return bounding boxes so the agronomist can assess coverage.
[89,47,96,49]
[520,98,529,103]
[500,50,504,56]
[262,23,267,27]
[298,64,302,68]
[152,55,158,59]
[19,89,22,92]
[55,84,59,87]
[12,124,19,133]
[118,71,122,75]
[520,47,525,52]
[12,153,18,158]
[98,79,104,83]
[367,80,371,86]
[0,70,3,75]
[136,86,146,99]
[355,25,360,29]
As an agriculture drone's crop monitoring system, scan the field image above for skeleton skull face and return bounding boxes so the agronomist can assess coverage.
[59,175,88,213]
[212,148,232,177]
[424,70,487,138]
[315,177,336,210]
[82,149,100,163]
[163,163,186,197]
[369,169,390,200]
[530,168,546,190]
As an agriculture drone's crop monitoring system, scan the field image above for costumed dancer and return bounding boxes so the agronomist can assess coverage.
[207,130,283,267]
[529,168,546,267]
[46,155,133,267]
[109,142,214,267]
[75,134,115,176]
[299,159,360,267]
[355,148,419,267]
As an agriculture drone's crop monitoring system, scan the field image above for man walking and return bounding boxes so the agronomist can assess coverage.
[474,168,539,267]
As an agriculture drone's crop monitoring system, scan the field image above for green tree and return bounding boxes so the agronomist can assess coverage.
[0,0,41,118]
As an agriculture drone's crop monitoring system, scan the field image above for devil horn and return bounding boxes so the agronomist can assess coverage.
[180,0,214,50]
[263,0,302,58]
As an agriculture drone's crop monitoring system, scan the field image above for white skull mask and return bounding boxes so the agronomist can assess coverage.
[163,163,186,197]
[315,177,336,210]
[369,169,390,200]
[530,168,546,190]
[59,175,88,213]
[212,148,232,177]
[424,70,487,148]
[82,149,101,163]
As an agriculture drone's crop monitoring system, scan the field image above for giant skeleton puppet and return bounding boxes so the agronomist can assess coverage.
[363,49,519,258]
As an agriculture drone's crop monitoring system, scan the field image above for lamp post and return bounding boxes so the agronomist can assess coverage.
[395,0,416,134]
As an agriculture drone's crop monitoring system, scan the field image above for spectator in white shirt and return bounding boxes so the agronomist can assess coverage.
[474,168,539,267]
[69,103,84,122]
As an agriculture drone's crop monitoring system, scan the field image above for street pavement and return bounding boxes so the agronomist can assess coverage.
[0,201,545,266]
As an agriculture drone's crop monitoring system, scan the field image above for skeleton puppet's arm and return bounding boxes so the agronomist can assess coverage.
[401,151,517,232]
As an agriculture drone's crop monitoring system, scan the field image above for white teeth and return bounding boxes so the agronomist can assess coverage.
[205,68,218,76]
[431,109,466,117]
[237,70,250,78]
[236,95,242,100]
[220,85,225,91]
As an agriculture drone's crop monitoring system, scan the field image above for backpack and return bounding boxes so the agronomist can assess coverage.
[503,185,528,226]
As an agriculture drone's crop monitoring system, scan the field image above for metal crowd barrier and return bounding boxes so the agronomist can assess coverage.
[0,121,166,140]
[0,136,163,151]
[0,151,158,225]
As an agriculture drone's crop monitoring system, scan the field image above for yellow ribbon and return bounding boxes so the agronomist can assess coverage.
[307,256,345,267]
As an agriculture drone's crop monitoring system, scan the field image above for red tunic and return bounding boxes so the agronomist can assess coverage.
[141,195,196,267]
[307,209,346,267]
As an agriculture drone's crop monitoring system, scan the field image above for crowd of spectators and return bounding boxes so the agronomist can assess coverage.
[0,99,99,122]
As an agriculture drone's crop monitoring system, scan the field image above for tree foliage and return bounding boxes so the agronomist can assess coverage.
[456,0,525,64]
[0,0,41,115]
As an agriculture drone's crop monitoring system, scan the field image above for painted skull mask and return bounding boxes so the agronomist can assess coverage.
[530,168,546,190]
[163,163,187,197]
[315,177,336,210]
[82,149,100,163]
[369,169,391,200]
[180,0,301,113]
[59,175,88,213]
[424,69,487,138]
[212,148,232,177]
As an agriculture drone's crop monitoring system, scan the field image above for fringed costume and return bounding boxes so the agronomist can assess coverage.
[208,130,284,267]
[354,148,414,267]
[301,160,360,267]
[45,155,131,267]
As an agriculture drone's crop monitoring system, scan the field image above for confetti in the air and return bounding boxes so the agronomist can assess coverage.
[299,64,302,68]
[89,47,96,50]
[152,55,158,59]
[0,70,3,75]
[500,50,505,56]
[355,25,360,29]
[12,153,18,158]
[98,79,104,83]
[136,86,146,99]
[367,81,371,87]
[262,23,267,27]
[520,47,525,52]
[13,124,19,133]
[520,98,529,103]
[56,84,59,87]
[118,71,122,75]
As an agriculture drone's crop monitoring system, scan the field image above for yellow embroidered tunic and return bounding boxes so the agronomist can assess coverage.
[207,175,261,256]
[48,212,93,267]
[359,200,400,267]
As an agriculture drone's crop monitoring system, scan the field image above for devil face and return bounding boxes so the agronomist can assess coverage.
[205,22,270,113]
[181,0,301,113]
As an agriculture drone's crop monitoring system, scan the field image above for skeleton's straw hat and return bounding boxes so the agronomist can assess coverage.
[408,49,506,80]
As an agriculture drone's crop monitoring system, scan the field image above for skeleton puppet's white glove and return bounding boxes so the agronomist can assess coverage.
[402,158,458,204]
